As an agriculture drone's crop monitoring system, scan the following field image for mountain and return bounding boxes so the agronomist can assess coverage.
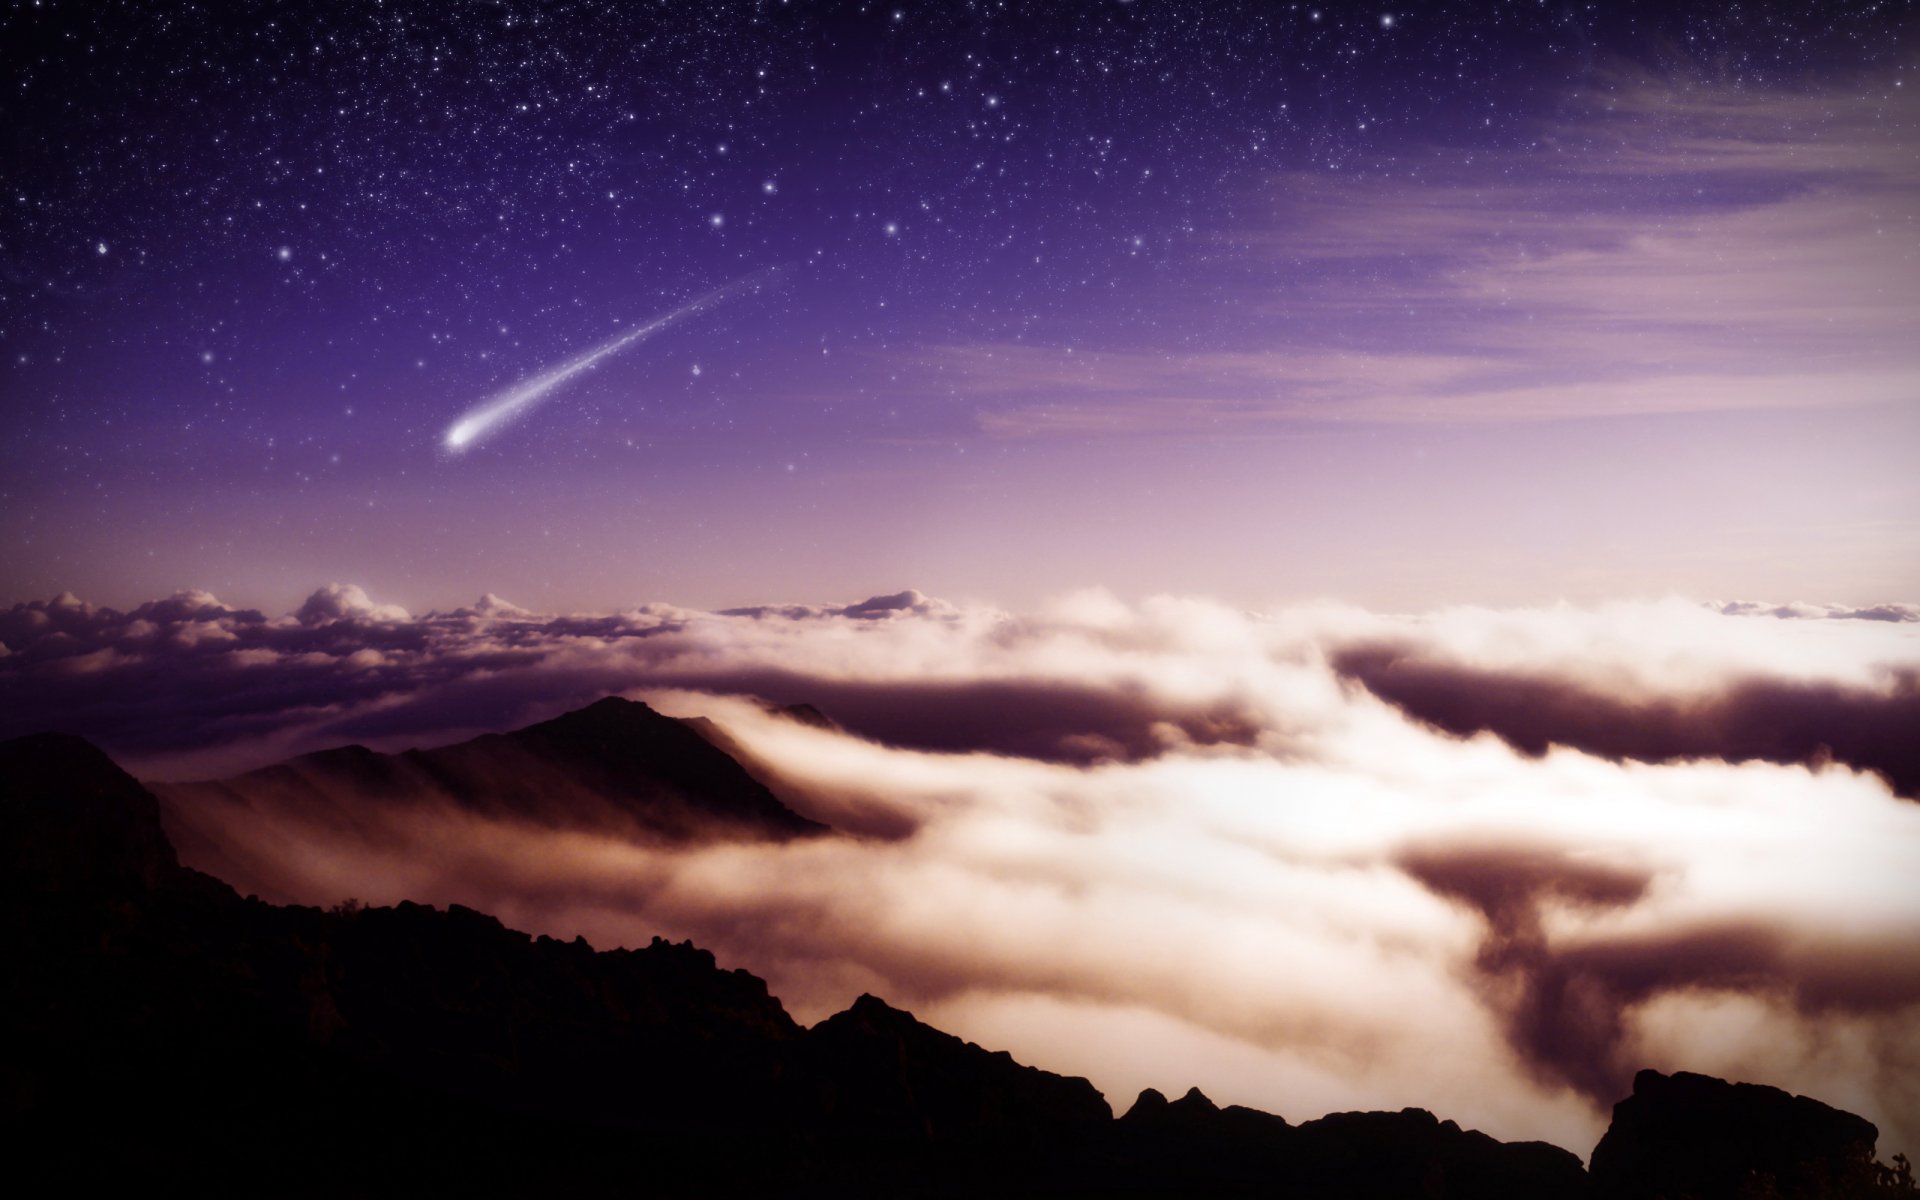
[3,731,1912,1196]
[0,731,181,898]
[2,730,1082,1194]
[155,695,828,849]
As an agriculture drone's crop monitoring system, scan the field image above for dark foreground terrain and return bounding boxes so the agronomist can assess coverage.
[3,729,1913,1197]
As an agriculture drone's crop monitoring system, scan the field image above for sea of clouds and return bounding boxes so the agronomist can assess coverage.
[4,583,1918,1157]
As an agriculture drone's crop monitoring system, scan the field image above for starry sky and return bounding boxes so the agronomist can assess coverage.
[4,0,1917,612]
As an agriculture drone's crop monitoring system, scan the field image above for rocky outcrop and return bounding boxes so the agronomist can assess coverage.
[1591,1069,1894,1199]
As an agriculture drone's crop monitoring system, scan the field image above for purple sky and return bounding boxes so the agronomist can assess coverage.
[7,5,1919,1157]
[3,1,1916,612]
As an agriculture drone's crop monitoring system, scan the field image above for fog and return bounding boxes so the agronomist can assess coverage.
[5,585,1917,1156]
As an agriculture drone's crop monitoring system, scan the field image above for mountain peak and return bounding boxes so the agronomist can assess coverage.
[838,992,914,1027]
[1176,1086,1219,1112]
[809,992,1113,1138]
[1123,1088,1170,1120]
[163,694,828,849]
[544,694,660,723]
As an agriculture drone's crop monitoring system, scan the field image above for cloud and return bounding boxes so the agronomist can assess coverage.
[4,582,1919,1158]
[719,588,960,623]
[1332,643,1920,799]
[295,582,412,625]
[1714,600,1920,623]
[898,75,1920,436]
[1396,837,1920,1109]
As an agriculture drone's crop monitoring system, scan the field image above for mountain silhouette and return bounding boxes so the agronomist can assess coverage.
[4,729,1913,1196]
[156,695,827,849]
[1591,1068,1901,1199]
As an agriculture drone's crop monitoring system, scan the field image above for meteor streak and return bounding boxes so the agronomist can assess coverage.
[442,267,782,453]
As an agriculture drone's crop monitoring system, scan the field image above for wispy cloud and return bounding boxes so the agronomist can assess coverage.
[911,75,1920,434]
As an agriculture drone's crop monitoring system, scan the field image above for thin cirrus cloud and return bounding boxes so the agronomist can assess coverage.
[908,75,1920,436]
[3,582,1919,1159]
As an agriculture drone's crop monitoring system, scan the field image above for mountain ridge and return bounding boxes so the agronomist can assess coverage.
[3,727,1912,1196]
[154,695,827,853]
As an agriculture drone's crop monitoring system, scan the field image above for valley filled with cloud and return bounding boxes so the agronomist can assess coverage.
[6,583,1916,1158]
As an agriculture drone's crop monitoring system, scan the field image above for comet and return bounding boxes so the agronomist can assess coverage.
[442,267,783,453]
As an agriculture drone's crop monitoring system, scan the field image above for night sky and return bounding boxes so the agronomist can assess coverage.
[4,0,1916,612]
[7,2,1920,1155]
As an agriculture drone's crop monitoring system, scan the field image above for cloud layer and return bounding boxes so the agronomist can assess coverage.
[919,76,1920,437]
[4,584,1919,1157]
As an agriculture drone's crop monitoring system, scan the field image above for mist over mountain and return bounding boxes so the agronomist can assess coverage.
[4,585,1919,1160]
[6,728,1912,1197]
[12,0,1917,1189]
[156,696,821,887]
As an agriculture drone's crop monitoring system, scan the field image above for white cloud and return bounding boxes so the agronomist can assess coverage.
[10,582,1914,1157]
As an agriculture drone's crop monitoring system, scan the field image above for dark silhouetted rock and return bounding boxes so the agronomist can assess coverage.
[1095,1089,1584,1198]
[1,733,1100,1194]
[1,731,179,897]
[1284,1107,1590,1200]
[1591,1068,1891,1199]
[806,992,1111,1140]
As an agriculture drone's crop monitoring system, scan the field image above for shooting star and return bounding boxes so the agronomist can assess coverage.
[442,266,783,453]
